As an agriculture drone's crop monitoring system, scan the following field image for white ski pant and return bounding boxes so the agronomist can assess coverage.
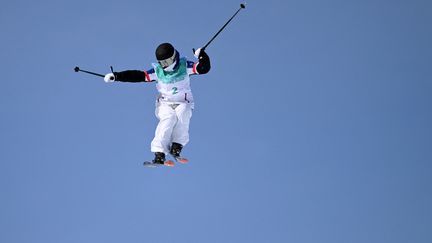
[151,102,193,154]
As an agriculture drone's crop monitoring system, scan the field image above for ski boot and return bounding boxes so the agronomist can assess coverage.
[169,143,189,164]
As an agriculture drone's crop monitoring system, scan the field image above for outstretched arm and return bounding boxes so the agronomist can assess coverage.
[114,70,148,82]
[104,69,154,83]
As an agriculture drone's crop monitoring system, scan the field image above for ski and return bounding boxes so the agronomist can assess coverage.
[143,160,175,168]
[171,156,189,164]
[142,153,189,168]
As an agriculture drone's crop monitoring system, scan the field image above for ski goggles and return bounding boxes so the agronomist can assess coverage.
[158,51,177,68]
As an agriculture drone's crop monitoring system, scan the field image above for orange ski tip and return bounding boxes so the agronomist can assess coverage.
[165,160,175,167]
[177,158,189,164]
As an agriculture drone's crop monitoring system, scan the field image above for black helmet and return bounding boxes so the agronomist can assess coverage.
[155,43,179,68]
[155,43,175,60]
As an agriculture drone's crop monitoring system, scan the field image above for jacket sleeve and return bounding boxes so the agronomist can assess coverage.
[114,70,154,82]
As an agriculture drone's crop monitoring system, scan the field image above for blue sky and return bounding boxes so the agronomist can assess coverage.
[1,0,431,242]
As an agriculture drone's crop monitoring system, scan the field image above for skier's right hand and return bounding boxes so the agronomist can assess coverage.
[104,73,115,83]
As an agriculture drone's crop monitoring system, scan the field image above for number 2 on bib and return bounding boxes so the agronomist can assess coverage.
[171,87,178,95]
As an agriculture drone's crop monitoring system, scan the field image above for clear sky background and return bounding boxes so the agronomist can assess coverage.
[1,0,431,242]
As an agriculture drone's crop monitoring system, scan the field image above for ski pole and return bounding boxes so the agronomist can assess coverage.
[194,3,246,53]
[74,66,105,78]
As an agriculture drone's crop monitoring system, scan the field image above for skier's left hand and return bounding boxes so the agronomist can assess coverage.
[194,48,202,58]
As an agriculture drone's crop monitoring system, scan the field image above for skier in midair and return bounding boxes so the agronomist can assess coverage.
[103,43,210,166]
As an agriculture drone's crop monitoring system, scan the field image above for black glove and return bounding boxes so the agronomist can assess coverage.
[194,48,211,74]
